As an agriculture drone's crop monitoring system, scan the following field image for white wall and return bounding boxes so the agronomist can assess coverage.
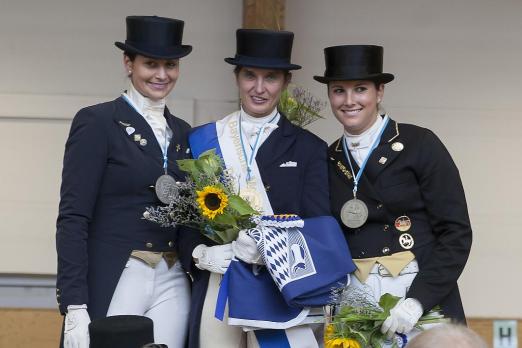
[0,0,242,274]
[286,0,522,318]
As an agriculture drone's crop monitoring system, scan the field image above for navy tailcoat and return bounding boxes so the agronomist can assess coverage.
[177,114,331,348]
[56,96,191,320]
[328,117,472,321]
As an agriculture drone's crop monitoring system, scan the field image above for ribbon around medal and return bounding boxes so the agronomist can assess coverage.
[340,116,390,229]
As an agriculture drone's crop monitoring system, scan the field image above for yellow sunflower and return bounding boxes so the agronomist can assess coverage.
[324,338,361,348]
[196,186,229,219]
[324,326,361,348]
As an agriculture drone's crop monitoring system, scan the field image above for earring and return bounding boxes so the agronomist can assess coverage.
[128,70,132,74]
[377,98,382,103]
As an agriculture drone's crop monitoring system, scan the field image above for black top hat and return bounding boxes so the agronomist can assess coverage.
[314,45,394,84]
[89,315,156,348]
[115,16,192,59]
[225,29,301,70]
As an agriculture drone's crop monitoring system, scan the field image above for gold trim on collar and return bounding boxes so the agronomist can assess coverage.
[387,121,400,143]
[334,138,343,152]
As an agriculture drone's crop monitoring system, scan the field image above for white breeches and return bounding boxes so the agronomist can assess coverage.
[107,257,190,348]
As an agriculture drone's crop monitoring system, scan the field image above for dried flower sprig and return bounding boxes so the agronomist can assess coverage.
[279,85,326,128]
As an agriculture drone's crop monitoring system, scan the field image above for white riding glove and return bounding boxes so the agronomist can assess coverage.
[232,229,263,264]
[381,298,423,339]
[192,243,233,274]
[64,304,90,348]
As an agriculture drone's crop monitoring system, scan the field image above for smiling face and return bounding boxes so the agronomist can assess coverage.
[236,67,290,117]
[124,54,179,101]
[328,80,384,135]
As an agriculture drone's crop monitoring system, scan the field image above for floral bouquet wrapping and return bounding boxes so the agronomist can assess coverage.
[325,287,448,348]
[143,149,258,244]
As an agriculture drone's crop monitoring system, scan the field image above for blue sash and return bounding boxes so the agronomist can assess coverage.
[189,123,221,158]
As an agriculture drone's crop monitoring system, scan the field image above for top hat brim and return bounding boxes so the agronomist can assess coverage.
[224,57,301,71]
[313,72,394,84]
[115,41,192,59]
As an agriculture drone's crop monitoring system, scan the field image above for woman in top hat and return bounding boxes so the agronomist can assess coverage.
[315,45,472,343]
[56,16,192,348]
[177,29,330,348]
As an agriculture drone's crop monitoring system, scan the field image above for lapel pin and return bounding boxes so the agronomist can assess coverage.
[134,134,142,142]
[399,233,414,250]
[139,138,148,146]
[395,215,412,232]
[378,157,388,165]
[125,127,135,135]
[391,142,404,152]
[176,144,181,152]
[337,161,353,180]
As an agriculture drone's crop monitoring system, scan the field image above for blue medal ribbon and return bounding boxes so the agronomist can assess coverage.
[122,93,170,173]
[342,115,389,198]
[239,111,278,181]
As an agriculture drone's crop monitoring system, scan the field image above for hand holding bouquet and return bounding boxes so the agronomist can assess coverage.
[325,287,447,348]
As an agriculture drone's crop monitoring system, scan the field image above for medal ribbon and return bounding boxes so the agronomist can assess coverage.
[239,111,279,181]
[342,115,390,198]
[162,129,169,174]
[122,94,171,174]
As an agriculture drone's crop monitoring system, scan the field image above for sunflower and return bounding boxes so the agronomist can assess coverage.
[196,186,229,219]
[324,338,361,348]
[324,325,361,348]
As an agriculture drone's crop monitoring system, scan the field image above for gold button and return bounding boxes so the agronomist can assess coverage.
[146,242,153,248]
[382,247,390,254]
[168,241,173,247]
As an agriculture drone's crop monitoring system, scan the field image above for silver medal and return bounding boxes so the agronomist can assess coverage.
[340,198,369,228]
[155,174,179,204]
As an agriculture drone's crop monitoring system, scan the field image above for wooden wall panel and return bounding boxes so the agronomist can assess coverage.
[243,0,285,30]
[468,318,521,347]
[0,309,62,348]
[0,309,519,347]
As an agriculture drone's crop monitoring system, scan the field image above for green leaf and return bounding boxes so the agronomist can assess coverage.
[177,158,198,175]
[228,195,258,215]
[213,213,237,227]
[208,226,238,244]
[379,293,401,314]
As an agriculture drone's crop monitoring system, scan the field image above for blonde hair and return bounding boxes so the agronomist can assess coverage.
[408,324,488,348]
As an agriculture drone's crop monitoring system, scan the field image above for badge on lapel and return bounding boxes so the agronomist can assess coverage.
[118,120,148,147]
[336,161,353,180]
[280,161,297,167]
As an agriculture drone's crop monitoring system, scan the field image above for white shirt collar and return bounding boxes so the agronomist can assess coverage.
[344,115,383,150]
[240,107,279,125]
[124,83,166,121]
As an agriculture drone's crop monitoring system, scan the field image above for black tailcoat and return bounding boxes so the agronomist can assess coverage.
[328,117,472,322]
[177,114,331,348]
[56,96,191,320]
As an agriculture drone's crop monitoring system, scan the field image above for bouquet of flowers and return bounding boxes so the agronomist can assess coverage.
[278,84,326,128]
[143,149,258,244]
[325,287,448,348]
